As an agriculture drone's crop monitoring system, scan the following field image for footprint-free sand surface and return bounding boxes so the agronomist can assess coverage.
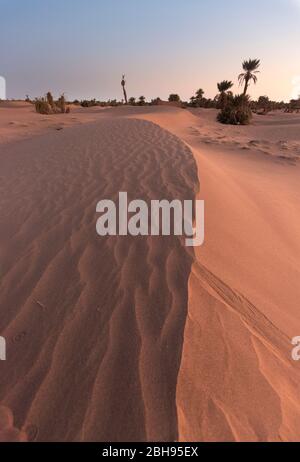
[1,102,300,441]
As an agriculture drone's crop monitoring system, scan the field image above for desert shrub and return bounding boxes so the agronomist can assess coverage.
[34,92,70,114]
[81,98,97,107]
[216,81,233,109]
[151,97,162,105]
[217,92,229,110]
[138,96,146,105]
[168,94,180,102]
[128,97,136,105]
[255,96,272,114]
[35,98,51,114]
[217,94,252,125]
[109,99,119,106]
[46,91,55,110]
[57,94,66,113]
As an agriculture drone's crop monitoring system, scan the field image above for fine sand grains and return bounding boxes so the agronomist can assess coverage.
[0,118,198,441]
[1,106,300,442]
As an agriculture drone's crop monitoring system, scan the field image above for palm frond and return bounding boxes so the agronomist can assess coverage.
[242,59,260,72]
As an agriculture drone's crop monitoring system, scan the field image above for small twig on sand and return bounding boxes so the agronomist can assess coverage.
[33,299,46,309]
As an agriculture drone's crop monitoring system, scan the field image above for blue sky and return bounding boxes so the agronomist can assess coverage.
[1,0,299,101]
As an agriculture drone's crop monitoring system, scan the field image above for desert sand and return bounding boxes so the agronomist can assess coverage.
[0,101,300,441]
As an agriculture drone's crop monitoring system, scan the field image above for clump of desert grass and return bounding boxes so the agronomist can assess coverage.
[34,98,52,115]
[35,92,70,114]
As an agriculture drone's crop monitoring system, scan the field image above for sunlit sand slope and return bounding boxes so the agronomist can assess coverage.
[0,118,198,442]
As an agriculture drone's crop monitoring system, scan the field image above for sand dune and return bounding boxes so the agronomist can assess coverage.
[0,116,198,441]
[0,101,106,145]
[0,104,300,441]
[132,106,300,441]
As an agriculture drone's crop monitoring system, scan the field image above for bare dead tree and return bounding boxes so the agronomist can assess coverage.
[121,74,128,104]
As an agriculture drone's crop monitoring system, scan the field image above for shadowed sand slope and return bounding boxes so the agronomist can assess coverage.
[125,106,300,441]
[0,118,199,441]
[177,260,300,442]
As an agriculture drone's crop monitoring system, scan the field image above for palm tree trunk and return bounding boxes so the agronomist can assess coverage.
[243,78,249,95]
[123,87,128,104]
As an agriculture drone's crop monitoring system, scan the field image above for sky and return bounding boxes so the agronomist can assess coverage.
[0,0,299,102]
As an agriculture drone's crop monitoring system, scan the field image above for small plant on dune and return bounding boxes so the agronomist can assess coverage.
[138,95,146,105]
[151,97,162,105]
[35,92,70,114]
[238,59,260,95]
[217,80,233,109]
[195,88,204,99]
[46,91,55,110]
[189,89,204,107]
[256,95,271,114]
[81,98,97,108]
[285,97,300,113]
[189,96,196,106]
[56,94,67,113]
[108,99,119,107]
[189,89,207,107]
[34,98,51,114]
[128,97,136,105]
[195,88,204,105]
[217,94,252,125]
[168,94,181,103]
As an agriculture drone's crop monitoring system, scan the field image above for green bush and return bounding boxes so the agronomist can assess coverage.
[217,94,252,125]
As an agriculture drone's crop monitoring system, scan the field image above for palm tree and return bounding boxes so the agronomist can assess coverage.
[128,97,136,105]
[238,59,260,95]
[217,80,233,93]
[217,80,233,109]
[195,88,204,100]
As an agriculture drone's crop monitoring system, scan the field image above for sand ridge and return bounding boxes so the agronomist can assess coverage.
[0,116,198,441]
[129,105,300,441]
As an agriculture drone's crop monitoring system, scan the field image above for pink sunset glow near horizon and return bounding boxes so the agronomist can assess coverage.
[1,0,299,103]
